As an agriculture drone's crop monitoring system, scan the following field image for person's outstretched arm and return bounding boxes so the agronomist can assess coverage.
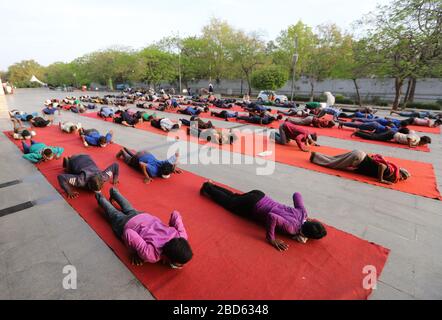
[139,162,153,184]
[57,173,85,198]
[50,146,64,159]
[265,213,290,252]
[169,210,188,239]
[106,131,113,143]
[295,134,308,152]
[292,192,306,211]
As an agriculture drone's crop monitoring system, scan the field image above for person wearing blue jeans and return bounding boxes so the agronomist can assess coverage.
[210,110,238,120]
[338,121,397,133]
[95,188,139,237]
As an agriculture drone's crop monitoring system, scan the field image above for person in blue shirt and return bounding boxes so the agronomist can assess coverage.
[98,106,115,119]
[22,140,64,163]
[80,128,113,148]
[10,110,38,121]
[116,147,182,184]
[338,121,398,133]
[177,106,208,116]
[355,117,407,128]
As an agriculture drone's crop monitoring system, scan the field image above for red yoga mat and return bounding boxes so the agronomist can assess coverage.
[132,105,432,152]
[81,113,441,200]
[5,126,389,300]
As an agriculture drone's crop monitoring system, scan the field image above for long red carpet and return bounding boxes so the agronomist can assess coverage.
[81,113,442,200]
[5,126,390,300]
[128,105,433,152]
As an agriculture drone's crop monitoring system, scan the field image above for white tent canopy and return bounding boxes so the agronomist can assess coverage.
[30,75,46,86]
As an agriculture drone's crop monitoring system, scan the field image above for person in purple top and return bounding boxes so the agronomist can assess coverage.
[200,181,327,251]
[96,188,193,268]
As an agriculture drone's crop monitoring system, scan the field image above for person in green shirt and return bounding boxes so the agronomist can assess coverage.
[22,141,64,163]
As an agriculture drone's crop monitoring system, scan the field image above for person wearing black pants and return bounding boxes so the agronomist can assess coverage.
[200,181,327,251]
[353,130,396,141]
[200,182,265,216]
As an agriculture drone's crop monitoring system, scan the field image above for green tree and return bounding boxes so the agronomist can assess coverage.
[229,31,267,95]
[361,0,442,109]
[45,62,77,86]
[251,66,288,91]
[8,60,45,88]
[137,47,177,87]
[201,18,237,81]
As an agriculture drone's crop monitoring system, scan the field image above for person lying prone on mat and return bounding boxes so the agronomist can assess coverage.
[352,128,431,148]
[21,140,64,163]
[200,181,327,251]
[338,120,400,133]
[9,109,38,122]
[287,116,336,128]
[186,127,238,145]
[180,116,214,129]
[80,128,113,148]
[98,106,115,119]
[150,117,182,132]
[10,117,36,140]
[58,154,119,199]
[59,121,82,134]
[116,148,182,184]
[95,188,193,268]
[30,116,52,128]
[270,122,319,152]
[210,110,239,120]
[113,110,141,127]
[310,150,411,185]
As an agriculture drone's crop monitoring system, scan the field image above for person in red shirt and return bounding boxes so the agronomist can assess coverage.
[271,122,319,152]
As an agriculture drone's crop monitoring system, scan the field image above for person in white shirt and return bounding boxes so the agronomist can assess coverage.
[354,128,432,148]
[150,117,182,132]
[59,121,82,133]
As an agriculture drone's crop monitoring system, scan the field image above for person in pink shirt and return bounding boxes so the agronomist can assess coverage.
[200,181,327,251]
[271,122,319,152]
[95,188,193,268]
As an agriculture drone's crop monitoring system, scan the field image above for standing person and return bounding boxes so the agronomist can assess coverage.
[310,150,411,185]
[58,154,119,199]
[200,181,327,251]
[208,83,214,94]
[271,122,319,152]
[95,188,192,268]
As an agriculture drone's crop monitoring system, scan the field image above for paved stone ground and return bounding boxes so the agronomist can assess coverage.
[1,88,441,300]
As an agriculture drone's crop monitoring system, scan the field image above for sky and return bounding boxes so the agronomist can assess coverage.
[0,0,392,70]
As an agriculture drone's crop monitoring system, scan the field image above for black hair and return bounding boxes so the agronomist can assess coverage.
[399,120,409,127]
[87,174,104,192]
[160,162,174,176]
[310,133,318,141]
[301,221,327,239]
[420,136,432,145]
[98,136,107,145]
[277,114,283,120]
[171,124,180,130]
[42,148,53,158]
[21,130,31,138]
[162,237,193,264]
[26,115,34,121]
[398,127,410,134]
